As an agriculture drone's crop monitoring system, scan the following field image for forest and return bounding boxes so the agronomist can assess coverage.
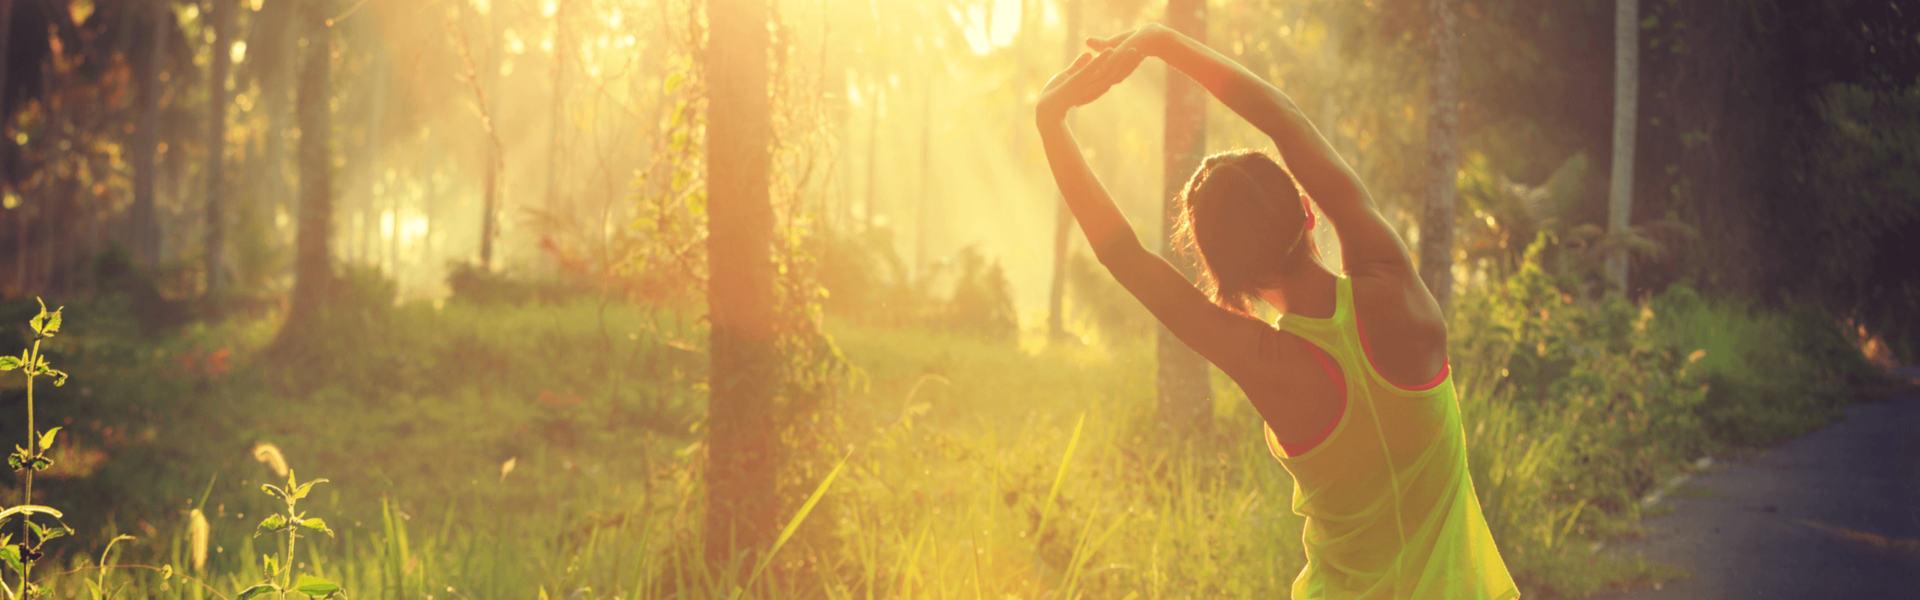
[0,0,1917,597]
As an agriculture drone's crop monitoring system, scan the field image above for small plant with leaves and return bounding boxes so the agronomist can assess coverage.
[239,469,343,600]
[0,299,73,600]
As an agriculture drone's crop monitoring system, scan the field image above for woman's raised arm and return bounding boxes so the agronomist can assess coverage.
[1034,49,1275,378]
[1091,25,1416,277]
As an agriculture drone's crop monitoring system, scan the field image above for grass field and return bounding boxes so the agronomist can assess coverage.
[0,264,1892,599]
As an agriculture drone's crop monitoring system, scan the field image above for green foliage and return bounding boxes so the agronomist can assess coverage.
[21,245,1888,599]
[2,299,73,600]
[1444,245,1886,595]
[816,230,1020,344]
[445,262,589,307]
[243,469,343,599]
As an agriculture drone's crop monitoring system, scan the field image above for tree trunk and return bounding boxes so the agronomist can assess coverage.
[1418,0,1459,313]
[281,0,333,346]
[1606,0,1638,298]
[546,0,568,217]
[366,54,389,272]
[132,3,166,268]
[863,79,879,230]
[206,0,233,296]
[423,128,436,267]
[1158,0,1212,432]
[478,5,505,270]
[704,0,777,572]
[1045,0,1081,342]
[916,77,933,279]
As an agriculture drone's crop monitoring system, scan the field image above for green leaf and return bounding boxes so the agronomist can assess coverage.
[292,478,329,501]
[49,370,67,387]
[0,356,19,371]
[292,575,342,598]
[236,583,279,600]
[29,298,47,335]
[262,554,278,576]
[261,484,289,501]
[26,522,67,543]
[0,544,21,576]
[37,427,59,452]
[42,307,61,337]
[29,456,52,471]
[256,514,288,535]
[7,453,22,469]
[84,576,103,600]
[299,517,334,537]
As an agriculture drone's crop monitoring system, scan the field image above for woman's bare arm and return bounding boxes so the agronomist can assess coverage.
[1093,25,1417,278]
[1035,50,1275,377]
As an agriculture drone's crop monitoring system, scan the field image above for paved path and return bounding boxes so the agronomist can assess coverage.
[1596,367,1920,598]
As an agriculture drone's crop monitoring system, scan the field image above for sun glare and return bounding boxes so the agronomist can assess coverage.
[960,1,1023,55]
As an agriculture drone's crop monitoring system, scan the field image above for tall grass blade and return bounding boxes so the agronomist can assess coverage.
[1036,413,1086,537]
[732,449,854,600]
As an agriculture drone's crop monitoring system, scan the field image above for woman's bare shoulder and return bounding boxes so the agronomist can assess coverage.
[1348,271,1449,385]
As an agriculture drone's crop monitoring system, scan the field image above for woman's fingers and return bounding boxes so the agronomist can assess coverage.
[1043,51,1097,94]
[1101,47,1144,83]
[1069,50,1095,71]
[1086,30,1130,51]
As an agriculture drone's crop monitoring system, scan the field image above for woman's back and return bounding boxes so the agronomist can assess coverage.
[1269,277,1515,600]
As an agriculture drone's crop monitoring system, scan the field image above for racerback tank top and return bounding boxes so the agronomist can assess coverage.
[1264,276,1519,599]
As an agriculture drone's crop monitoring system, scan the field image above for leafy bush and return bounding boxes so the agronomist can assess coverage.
[1444,239,1887,596]
[445,262,591,307]
[816,229,1018,343]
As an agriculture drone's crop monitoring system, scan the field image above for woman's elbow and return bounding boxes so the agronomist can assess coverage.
[1091,232,1149,270]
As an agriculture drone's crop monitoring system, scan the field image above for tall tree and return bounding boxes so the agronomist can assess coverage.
[1158,0,1212,431]
[206,0,233,296]
[1606,0,1637,297]
[1418,0,1459,312]
[704,0,778,571]
[280,0,334,346]
[1045,0,1080,342]
[478,2,506,269]
[131,1,167,267]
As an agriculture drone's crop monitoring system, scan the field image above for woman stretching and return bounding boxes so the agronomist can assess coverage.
[1036,23,1518,599]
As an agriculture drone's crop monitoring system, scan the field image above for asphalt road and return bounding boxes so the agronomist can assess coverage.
[1596,367,1920,599]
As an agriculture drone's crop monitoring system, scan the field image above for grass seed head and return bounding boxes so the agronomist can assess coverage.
[253,442,289,477]
[189,509,210,572]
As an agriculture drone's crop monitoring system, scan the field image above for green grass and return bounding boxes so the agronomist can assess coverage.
[1,268,1888,599]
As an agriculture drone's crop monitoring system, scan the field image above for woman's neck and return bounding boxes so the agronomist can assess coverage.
[1259,261,1339,319]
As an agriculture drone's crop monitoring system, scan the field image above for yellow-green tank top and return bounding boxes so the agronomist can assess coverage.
[1264,276,1518,599]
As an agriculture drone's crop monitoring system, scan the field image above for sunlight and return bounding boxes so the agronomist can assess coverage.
[959,1,1022,55]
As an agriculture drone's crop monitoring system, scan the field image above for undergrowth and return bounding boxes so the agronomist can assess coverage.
[0,245,1888,598]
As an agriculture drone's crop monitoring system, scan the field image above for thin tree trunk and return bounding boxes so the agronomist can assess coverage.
[479,5,505,269]
[207,0,233,296]
[1157,0,1213,433]
[863,79,879,231]
[704,0,777,571]
[916,77,933,279]
[133,4,166,267]
[1607,0,1638,297]
[365,53,389,272]
[546,0,568,217]
[1418,0,1459,313]
[1,0,13,291]
[1046,0,1081,342]
[423,129,436,268]
[280,0,334,346]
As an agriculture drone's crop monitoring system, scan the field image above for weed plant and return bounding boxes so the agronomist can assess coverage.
[1,299,72,599]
